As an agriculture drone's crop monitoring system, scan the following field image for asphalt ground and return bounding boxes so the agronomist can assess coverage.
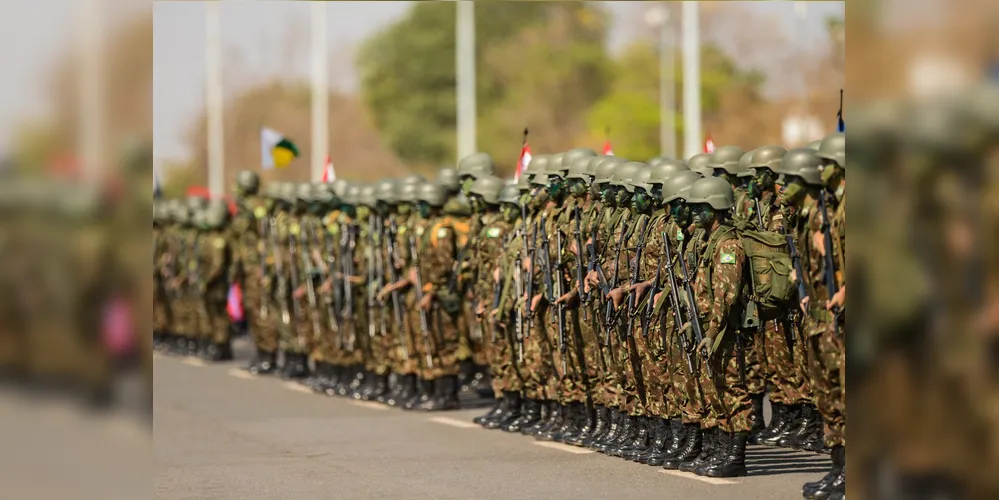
[154,337,830,500]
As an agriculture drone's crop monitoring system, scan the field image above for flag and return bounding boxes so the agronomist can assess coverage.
[703,134,715,153]
[836,89,845,132]
[321,155,336,183]
[602,140,614,156]
[260,127,300,170]
[227,284,244,322]
[514,128,531,182]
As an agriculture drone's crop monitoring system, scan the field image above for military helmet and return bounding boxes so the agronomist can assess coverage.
[437,167,460,192]
[648,157,668,169]
[295,182,313,202]
[687,153,714,176]
[815,132,846,169]
[525,154,551,178]
[469,175,504,205]
[626,167,654,193]
[343,184,361,205]
[685,177,735,210]
[560,148,597,175]
[186,195,208,211]
[205,199,230,228]
[708,145,746,175]
[331,178,350,199]
[191,207,208,229]
[594,156,627,185]
[278,182,298,204]
[529,172,551,187]
[418,182,446,207]
[358,184,378,207]
[736,148,758,178]
[962,83,999,139]
[498,184,520,205]
[610,162,645,188]
[779,148,823,185]
[549,152,566,175]
[398,181,423,203]
[661,171,703,203]
[565,156,593,181]
[401,173,426,186]
[457,153,495,180]
[376,179,398,204]
[173,203,191,225]
[748,145,787,176]
[807,140,822,151]
[649,158,690,184]
[313,182,337,205]
[236,170,260,195]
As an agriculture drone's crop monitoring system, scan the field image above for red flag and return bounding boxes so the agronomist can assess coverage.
[703,134,715,154]
[602,139,614,156]
[321,155,336,183]
[227,284,244,321]
[515,143,532,183]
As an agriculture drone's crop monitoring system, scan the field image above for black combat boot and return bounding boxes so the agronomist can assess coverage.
[474,399,504,426]
[195,338,211,359]
[535,403,566,441]
[504,397,540,432]
[363,373,390,402]
[303,362,327,390]
[336,365,364,396]
[636,418,669,464]
[417,375,460,411]
[592,411,624,451]
[619,417,652,460]
[468,364,491,396]
[648,418,684,467]
[523,401,553,436]
[663,423,702,470]
[696,429,732,475]
[487,391,522,430]
[282,353,310,379]
[702,431,749,478]
[458,359,476,392]
[247,350,277,375]
[350,369,373,399]
[558,402,587,443]
[783,404,821,449]
[319,365,343,394]
[386,373,416,406]
[204,341,233,362]
[575,406,606,447]
[186,338,200,357]
[764,403,802,447]
[803,445,845,499]
[747,393,766,445]
[607,415,639,456]
[153,332,166,351]
[679,427,715,473]
[403,377,434,410]
[169,336,187,355]
[564,404,596,446]
[375,373,397,404]
[757,402,788,444]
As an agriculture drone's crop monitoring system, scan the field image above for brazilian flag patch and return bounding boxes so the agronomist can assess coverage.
[487,227,501,238]
[676,229,684,241]
[720,252,736,264]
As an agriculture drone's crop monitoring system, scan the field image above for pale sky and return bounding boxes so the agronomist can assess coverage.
[0,1,845,166]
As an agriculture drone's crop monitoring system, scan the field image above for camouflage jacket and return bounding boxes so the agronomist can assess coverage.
[694,222,746,349]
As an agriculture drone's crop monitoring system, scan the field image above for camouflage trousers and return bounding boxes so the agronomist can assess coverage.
[486,313,524,395]
[761,316,807,405]
[462,304,489,366]
[395,293,422,376]
[577,304,609,407]
[746,326,766,395]
[638,317,671,419]
[153,287,172,333]
[245,285,278,354]
[173,296,198,338]
[198,295,231,344]
[521,306,556,401]
[804,311,845,448]
[604,319,642,416]
[698,331,754,433]
[363,303,393,376]
[544,307,586,406]
[417,304,462,379]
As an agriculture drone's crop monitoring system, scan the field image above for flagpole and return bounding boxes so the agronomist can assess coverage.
[78,0,103,183]
[456,0,476,161]
[206,1,225,197]
[681,2,701,160]
[311,2,329,182]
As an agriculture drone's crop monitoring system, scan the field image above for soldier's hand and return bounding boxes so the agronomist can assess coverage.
[696,337,713,357]
[376,285,391,302]
[418,293,434,311]
[530,293,543,312]
[606,287,625,309]
[489,308,500,319]
[318,280,332,294]
[407,267,419,285]
[492,267,500,283]
[812,231,825,257]
[652,290,664,309]
[584,270,599,293]
[475,302,487,317]
[632,281,652,301]
[800,296,810,314]
[789,268,797,283]
[348,276,365,285]
[292,286,307,299]
[554,291,574,306]
[826,285,845,311]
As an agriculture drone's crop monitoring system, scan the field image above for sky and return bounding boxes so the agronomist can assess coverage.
[0,1,844,167]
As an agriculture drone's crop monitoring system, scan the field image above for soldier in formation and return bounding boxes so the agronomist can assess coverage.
[154,134,848,498]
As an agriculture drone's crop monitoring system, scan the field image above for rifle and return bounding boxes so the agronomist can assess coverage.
[818,193,841,335]
[662,233,694,374]
[256,217,271,320]
[554,224,568,375]
[341,223,358,351]
[188,234,211,326]
[409,233,435,369]
[513,228,525,363]
[269,218,292,326]
[286,220,306,325]
[299,222,324,341]
[524,221,538,338]
[625,216,650,339]
[677,242,712,378]
[319,220,340,334]
[386,219,408,360]
[366,215,378,339]
[572,206,588,322]
[374,214,388,336]
[643,228,665,343]
[603,227,627,345]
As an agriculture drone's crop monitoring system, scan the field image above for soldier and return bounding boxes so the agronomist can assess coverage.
[296,183,336,391]
[271,183,310,379]
[197,199,235,362]
[688,152,714,177]
[331,183,369,396]
[306,182,345,394]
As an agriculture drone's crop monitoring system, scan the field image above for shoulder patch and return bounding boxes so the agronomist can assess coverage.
[290,223,300,236]
[437,227,451,238]
[213,237,226,249]
[416,226,425,236]
[676,229,684,241]
[487,227,501,238]
[720,252,736,264]
[399,226,407,235]
[253,206,267,219]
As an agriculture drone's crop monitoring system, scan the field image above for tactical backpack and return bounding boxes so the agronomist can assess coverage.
[732,218,796,325]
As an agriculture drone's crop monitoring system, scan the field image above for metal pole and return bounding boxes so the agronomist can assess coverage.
[206,1,225,197]
[311,2,329,182]
[659,11,676,159]
[456,0,476,161]
[78,0,103,183]
[681,2,701,160]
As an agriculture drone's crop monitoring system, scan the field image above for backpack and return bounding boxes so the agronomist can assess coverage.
[730,218,796,324]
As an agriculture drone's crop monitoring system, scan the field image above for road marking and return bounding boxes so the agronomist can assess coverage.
[428,416,480,429]
[660,469,737,485]
[181,358,207,367]
[533,441,594,455]
[227,369,258,380]
[348,400,390,411]
[283,382,315,394]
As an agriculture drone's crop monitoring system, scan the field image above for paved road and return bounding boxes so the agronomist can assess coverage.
[154,339,829,500]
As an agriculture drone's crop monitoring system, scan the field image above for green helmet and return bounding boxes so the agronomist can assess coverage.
[708,145,746,175]
[187,195,208,212]
[173,203,191,225]
[903,95,977,155]
[358,184,377,207]
[376,179,398,204]
[648,157,668,168]
[815,132,846,169]
[437,167,460,192]
[529,172,551,187]
[398,181,423,203]
[594,156,627,185]
[418,182,446,207]
[649,159,690,183]
[236,170,260,195]
[565,156,592,181]
[626,167,654,193]
[736,148,758,178]
[806,140,822,151]
[525,154,551,178]
[661,171,703,203]
[296,182,313,203]
[191,208,208,229]
[469,175,504,205]
[685,177,735,210]
[687,153,713,176]
[279,182,297,204]
[611,162,644,188]
[444,192,473,216]
[314,182,338,205]
[401,173,426,186]
[779,148,823,186]
[747,145,787,176]
[331,179,350,199]
[457,153,495,180]
[549,152,566,175]
[498,184,520,205]
[560,148,597,175]
[205,199,230,228]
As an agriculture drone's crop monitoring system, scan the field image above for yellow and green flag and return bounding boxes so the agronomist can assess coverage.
[260,127,300,170]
